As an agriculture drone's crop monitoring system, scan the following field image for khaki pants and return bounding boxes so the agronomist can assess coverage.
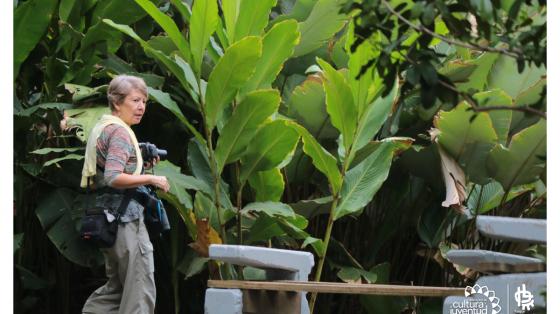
[82,217,156,314]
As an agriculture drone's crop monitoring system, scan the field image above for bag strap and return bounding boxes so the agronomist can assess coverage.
[116,189,135,223]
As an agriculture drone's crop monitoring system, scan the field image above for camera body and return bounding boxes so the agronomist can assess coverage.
[139,142,167,161]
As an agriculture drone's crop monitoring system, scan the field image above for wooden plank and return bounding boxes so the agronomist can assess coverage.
[476,216,546,244]
[446,249,545,273]
[207,280,465,297]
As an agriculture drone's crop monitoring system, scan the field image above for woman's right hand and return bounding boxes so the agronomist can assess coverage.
[150,175,170,192]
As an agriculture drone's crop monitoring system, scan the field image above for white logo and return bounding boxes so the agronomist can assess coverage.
[464,284,502,314]
[514,284,535,311]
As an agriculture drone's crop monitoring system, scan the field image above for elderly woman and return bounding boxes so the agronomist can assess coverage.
[81,75,169,314]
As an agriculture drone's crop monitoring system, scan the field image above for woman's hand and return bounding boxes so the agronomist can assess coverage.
[143,156,161,170]
[150,175,170,192]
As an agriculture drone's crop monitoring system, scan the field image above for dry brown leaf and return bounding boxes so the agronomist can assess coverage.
[188,218,222,258]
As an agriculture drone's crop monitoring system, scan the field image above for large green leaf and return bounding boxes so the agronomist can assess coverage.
[293,0,347,57]
[222,0,241,46]
[350,77,398,161]
[242,201,296,218]
[473,89,513,145]
[288,121,342,194]
[248,168,285,202]
[317,58,357,152]
[241,19,301,94]
[286,75,338,139]
[214,89,280,172]
[43,154,84,167]
[31,147,84,155]
[467,181,533,214]
[205,36,263,130]
[232,0,277,42]
[36,188,103,267]
[239,120,300,183]
[154,160,209,210]
[487,120,546,191]
[14,0,58,78]
[65,106,111,142]
[246,212,308,244]
[334,140,409,220]
[103,20,193,95]
[346,21,377,117]
[189,0,218,77]
[488,55,546,100]
[134,0,192,64]
[435,102,498,184]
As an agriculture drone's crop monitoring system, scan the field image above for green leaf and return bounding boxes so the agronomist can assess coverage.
[286,75,338,139]
[288,121,342,194]
[248,168,285,202]
[233,0,277,42]
[214,89,280,172]
[438,60,478,83]
[155,160,207,192]
[334,140,407,220]
[205,36,263,130]
[43,154,84,167]
[473,89,513,145]
[103,19,193,96]
[435,102,498,184]
[65,106,111,142]
[347,21,377,117]
[487,120,546,191]
[134,0,192,64]
[241,19,301,94]
[147,87,206,144]
[337,267,377,284]
[31,147,84,155]
[290,196,333,218]
[16,103,73,117]
[456,52,500,92]
[170,0,192,23]
[293,0,347,57]
[242,201,296,218]
[351,77,398,157]
[317,58,357,152]
[189,0,218,77]
[467,181,533,214]
[239,120,300,183]
[488,55,546,100]
[64,84,106,103]
[14,0,58,78]
[36,189,103,267]
[246,213,308,244]
[222,0,241,46]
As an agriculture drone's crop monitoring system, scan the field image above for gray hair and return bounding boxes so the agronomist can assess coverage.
[107,75,148,111]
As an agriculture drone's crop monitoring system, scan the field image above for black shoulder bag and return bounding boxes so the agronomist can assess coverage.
[79,178,134,248]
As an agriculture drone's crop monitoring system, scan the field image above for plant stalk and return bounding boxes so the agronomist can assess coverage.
[309,196,339,314]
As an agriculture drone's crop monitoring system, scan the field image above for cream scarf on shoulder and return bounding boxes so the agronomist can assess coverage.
[80,114,143,188]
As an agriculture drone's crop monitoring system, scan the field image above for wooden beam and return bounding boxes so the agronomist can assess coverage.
[207,280,465,297]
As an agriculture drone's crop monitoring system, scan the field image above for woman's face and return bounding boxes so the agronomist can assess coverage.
[114,89,147,126]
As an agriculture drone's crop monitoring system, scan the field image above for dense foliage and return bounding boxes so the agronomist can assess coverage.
[14,0,546,313]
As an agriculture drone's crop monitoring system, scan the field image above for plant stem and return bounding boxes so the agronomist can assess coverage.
[236,163,244,245]
[309,196,339,314]
[198,83,227,244]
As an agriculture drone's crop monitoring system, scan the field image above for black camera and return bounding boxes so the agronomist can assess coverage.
[139,142,167,161]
